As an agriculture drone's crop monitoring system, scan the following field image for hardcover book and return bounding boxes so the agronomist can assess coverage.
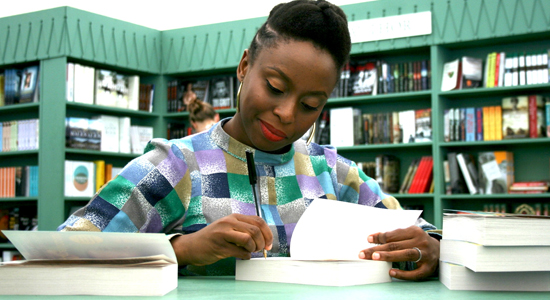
[502,96,529,139]
[477,151,514,194]
[441,59,461,91]
[64,160,95,197]
[459,56,483,89]
[18,66,39,103]
[207,76,233,109]
[350,60,378,96]
[236,199,421,286]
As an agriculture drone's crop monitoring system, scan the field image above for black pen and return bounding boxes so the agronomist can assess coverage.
[245,150,267,259]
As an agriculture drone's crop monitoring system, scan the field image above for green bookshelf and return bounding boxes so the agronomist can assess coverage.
[0,0,549,232]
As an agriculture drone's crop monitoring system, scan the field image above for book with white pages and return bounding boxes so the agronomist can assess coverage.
[442,210,550,246]
[236,199,422,286]
[0,230,177,296]
[440,239,550,272]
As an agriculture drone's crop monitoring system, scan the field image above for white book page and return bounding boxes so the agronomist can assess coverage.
[2,231,176,263]
[290,199,421,260]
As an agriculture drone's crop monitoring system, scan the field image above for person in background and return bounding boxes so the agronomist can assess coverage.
[187,97,220,133]
[58,0,440,280]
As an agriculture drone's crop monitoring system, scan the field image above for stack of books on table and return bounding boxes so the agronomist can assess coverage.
[439,210,550,291]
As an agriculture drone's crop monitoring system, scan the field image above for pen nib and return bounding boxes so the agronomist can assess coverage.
[263,249,267,259]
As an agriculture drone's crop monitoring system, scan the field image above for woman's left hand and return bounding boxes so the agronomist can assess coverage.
[358,225,440,281]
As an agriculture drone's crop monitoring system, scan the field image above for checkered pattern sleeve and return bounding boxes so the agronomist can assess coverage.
[58,138,189,233]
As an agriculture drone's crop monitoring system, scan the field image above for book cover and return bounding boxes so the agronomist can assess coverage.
[18,66,39,103]
[456,153,478,194]
[330,107,354,147]
[382,155,400,193]
[73,64,95,105]
[94,69,118,107]
[441,59,461,91]
[1,231,177,296]
[66,117,89,149]
[447,152,466,194]
[64,160,95,197]
[398,110,416,143]
[87,118,102,151]
[399,159,418,194]
[118,117,131,154]
[208,76,233,109]
[93,160,105,192]
[528,95,545,138]
[477,151,514,194]
[502,95,529,139]
[93,115,119,153]
[465,107,476,141]
[350,60,378,96]
[460,56,483,89]
[414,108,431,142]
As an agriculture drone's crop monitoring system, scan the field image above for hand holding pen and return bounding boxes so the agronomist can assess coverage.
[246,150,268,259]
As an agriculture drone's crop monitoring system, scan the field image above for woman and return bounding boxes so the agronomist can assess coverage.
[59,0,440,280]
[187,97,219,133]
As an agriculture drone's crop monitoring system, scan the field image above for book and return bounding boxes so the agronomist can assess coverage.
[398,110,416,143]
[441,58,461,91]
[0,231,177,296]
[528,95,545,138]
[235,199,422,286]
[18,66,39,103]
[92,115,119,153]
[350,60,377,96]
[399,159,418,194]
[459,56,483,89]
[440,239,550,272]
[93,160,105,192]
[477,151,514,194]
[414,108,431,142]
[130,125,154,155]
[456,153,478,194]
[65,117,89,149]
[207,76,233,109]
[64,160,95,197]
[447,152,466,194]
[502,95,529,139]
[442,211,550,246]
[330,107,355,147]
[439,261,550,292]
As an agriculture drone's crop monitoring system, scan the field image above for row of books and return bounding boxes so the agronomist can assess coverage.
[442,51,550,91]
[357,155,433,195]
[444,95,549,142]
[439,211,550,291]
[166,76,238,113]
[1,119,39,152]
[0,66,40,106]
[167,122,193,140]
[0,207,38,246]
[326,107,432,147]
[0,166,39,198]
[445,151,514,195]
[66,63,154,112]
[64,160,122,198]
[332,59,431,98]
[483,202,550,215]
[65,116,153,155]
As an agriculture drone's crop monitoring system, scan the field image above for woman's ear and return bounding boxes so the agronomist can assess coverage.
[237,49,249,81]
[214,114,220,122]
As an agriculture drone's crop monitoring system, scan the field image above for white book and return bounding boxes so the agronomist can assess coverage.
[442,212,550,246]
[542,52,549,84]
[236,199,422,286]
[93,115,119,153]
[439,261,550,292]
[398,110,416,143]
[440,239,550,272]
[66,62,74,102]
[526,54,533,85]
[0,231,177,296]
[518,53,526,86]
[127,75,140,111]
[118,117,131,154]
[441,59,460,91]
[456,153,477,194]
[497,52,505,87]
[330,107,354,147]
[130,125,153,154]
[64,160,95,197]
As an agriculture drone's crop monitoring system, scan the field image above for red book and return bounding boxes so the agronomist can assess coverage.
[408,157,428,194]
[418,157,434,193]
[528,95,544,138]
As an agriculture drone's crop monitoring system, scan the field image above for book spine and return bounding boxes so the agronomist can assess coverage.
[475,107,483,141]
[529,95,538,138]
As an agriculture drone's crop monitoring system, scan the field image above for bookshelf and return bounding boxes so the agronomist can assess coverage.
[0,0,549,241]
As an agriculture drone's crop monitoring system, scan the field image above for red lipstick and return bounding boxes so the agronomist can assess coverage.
[260,120,286,142]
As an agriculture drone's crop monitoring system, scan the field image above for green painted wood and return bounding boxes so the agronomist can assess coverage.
[37,57,67,230]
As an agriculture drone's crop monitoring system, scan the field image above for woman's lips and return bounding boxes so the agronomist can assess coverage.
[260,120,286,142]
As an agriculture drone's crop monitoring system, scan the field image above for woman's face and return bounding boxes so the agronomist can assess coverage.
[228,40,338,153]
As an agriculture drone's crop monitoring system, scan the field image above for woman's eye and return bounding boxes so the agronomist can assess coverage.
[302,103,318,111]
[266,80,283,94]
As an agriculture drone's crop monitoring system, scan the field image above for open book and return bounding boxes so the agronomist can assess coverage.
[236,199,422,286]
[0,231,177,296]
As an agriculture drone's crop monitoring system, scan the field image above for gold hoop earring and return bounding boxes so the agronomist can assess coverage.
[236,82,242,112]
[306,122,316,145]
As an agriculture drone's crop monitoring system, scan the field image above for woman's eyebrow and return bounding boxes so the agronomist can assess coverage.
[267,66,328,98]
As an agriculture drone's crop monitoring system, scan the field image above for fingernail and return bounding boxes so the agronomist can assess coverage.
[390,270,397,277]
[372,252,380,260]
[358,252,365,259]
[368,235,373,243]
[266,244,272,250]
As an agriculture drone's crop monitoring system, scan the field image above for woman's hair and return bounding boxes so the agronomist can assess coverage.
[248,0,351,72]
[187,98,217,123]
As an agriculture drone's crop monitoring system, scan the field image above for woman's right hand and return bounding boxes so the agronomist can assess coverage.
[170,214,273,266]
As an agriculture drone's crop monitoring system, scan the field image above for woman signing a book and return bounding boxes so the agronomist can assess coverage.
[58,0,441,280]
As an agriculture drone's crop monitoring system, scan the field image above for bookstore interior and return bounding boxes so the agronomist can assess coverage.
[1,0,550,296]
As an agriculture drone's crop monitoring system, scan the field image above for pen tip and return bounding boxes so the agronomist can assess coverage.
[263,249,267,259]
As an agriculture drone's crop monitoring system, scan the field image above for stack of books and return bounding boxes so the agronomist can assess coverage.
[439,210,550,291]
